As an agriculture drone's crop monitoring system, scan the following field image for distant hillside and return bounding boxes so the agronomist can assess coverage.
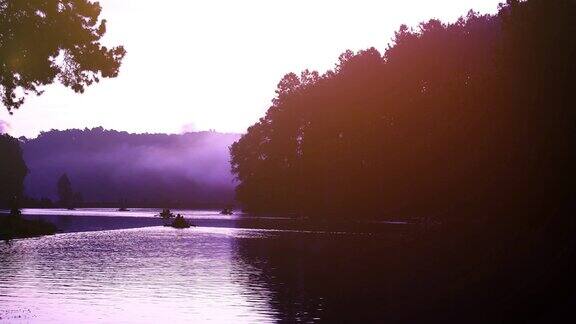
[21,127,241,207]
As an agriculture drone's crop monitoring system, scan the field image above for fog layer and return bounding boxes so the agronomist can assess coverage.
[22,128,240,207]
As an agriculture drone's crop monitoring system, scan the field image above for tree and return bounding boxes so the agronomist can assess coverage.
[73,191,83,206]
[230,0,576,225]
[158,208,175,225]
[0,0,126,112]
[0,134,28,207]
[57,173,73,207]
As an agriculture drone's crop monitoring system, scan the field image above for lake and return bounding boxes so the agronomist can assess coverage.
[1,208,408,235]
[0,224,404,323]
[16,208,251,220]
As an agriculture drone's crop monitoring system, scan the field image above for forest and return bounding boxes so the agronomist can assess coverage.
[231,0,575,226]
[229,2,576,317]
[0,134,27,208]
[1,128,240,208]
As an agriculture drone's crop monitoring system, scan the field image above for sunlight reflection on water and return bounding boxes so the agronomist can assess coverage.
[14,208,294,221]
[0,227,278,323]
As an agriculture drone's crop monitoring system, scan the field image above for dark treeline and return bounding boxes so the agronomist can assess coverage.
[231,0,575,224]
[0,134,28,208]
[21,127,241,207]
[0,134,57,239]
[231,0,576,320]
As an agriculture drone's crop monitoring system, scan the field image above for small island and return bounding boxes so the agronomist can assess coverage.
[158,209,194,229]
[220,206,234,215]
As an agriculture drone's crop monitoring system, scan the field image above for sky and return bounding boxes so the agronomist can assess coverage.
[0,0,502,138]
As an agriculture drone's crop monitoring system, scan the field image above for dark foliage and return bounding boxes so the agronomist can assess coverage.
[158,208,175,221]
[57,173,73,207]
[0,134,27,207]
[158,209,192,228]
[231,0,576,224]
[220,206,233,215]
[0,0,125,112]
[168,214,192,228]
[230,0,576,320]
[0,213,57,240]
[21,196,54,208]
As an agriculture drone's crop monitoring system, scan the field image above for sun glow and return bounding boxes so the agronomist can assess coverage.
[0,0,500,138]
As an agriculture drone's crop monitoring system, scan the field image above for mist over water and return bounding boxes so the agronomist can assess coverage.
[21,128,241,205]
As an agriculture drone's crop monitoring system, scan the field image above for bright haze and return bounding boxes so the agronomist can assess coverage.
[0,0,500,138]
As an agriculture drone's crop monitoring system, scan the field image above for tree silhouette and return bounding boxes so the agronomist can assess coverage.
[0,0,126,112]
[230,3,576,317]
[57,173,73,208]
[0,134,28,208]
[231,0,576,227]
[21,127,239,206]
[73,191,83,206]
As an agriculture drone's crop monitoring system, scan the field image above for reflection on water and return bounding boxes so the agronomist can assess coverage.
[17,208,238,219]
[14,208,294,220]
[0,228,279,323]
[0,227,395,323]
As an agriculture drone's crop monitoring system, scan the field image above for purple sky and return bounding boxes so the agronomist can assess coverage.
[0,0,501,138]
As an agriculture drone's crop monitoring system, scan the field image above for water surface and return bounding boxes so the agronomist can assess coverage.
[0,226,394,323]
[17,208,292,220]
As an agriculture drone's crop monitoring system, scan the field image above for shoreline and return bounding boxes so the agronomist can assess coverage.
[1,212,413,237]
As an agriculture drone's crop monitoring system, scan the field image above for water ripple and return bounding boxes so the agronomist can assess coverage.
[0,227,279,323]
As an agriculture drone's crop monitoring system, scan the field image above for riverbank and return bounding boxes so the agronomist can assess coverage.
[0,215,57,240]
[0,213,164,235]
